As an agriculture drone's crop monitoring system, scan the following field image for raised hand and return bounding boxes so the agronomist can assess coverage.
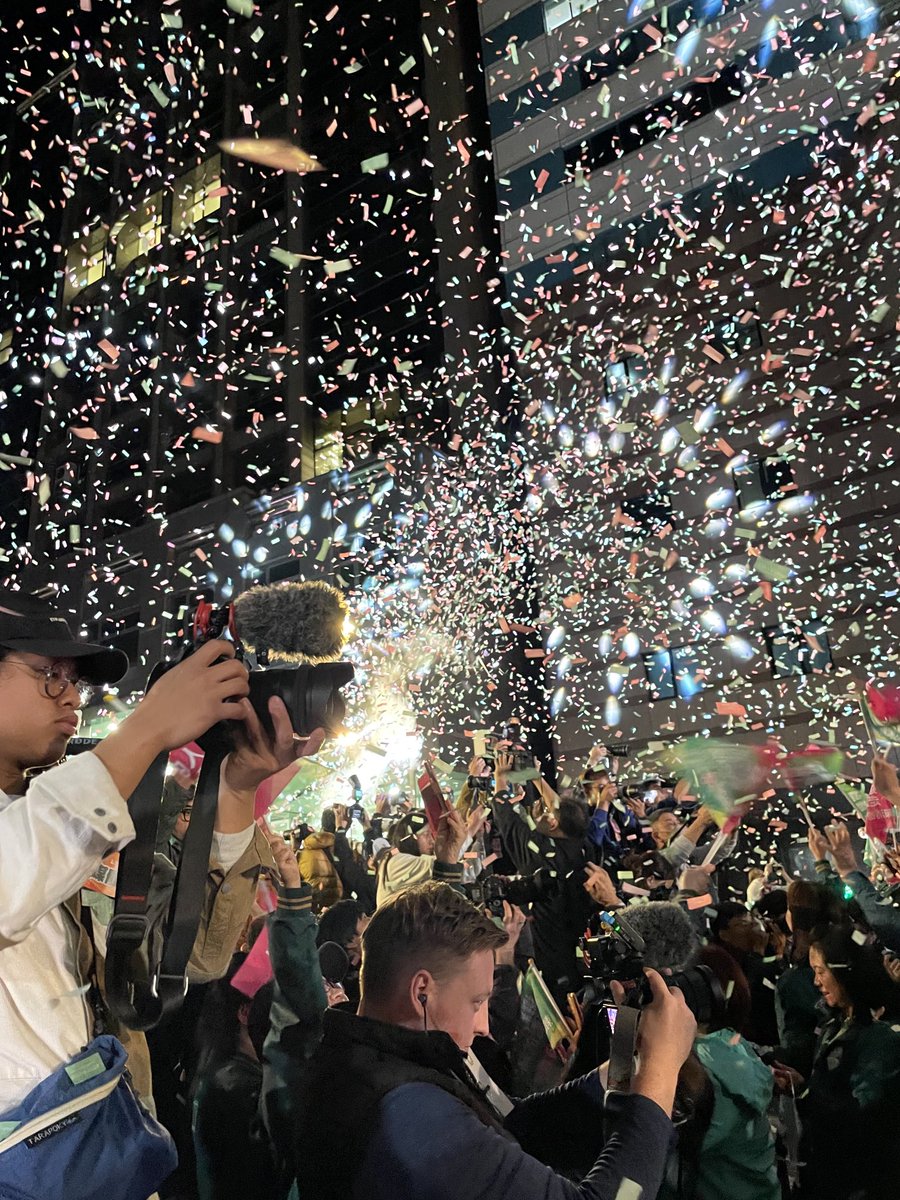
[825,822,859,877]
[257,815,302,888]
[807,825,831,863]
[434,807,467,865]
[224,695,325,796]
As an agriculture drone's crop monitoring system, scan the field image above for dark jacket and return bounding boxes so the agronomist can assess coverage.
[491,798,597,1002]
[800,1011,900,1200]
[193,1053,275,1200]
[774,959,821,1075]
[293,1008,674,1200]
[586,805,644,862]
[331,830,377,912]
[260,883,327,1195]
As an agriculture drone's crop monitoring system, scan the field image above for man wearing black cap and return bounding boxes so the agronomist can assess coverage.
[0,591,323,1121]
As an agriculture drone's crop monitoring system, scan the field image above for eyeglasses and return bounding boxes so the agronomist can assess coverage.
[180,806,193,820]
[3,659,94,707]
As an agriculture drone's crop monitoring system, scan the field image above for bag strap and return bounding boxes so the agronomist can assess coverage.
[105,744,226,1030]
[75,901,108,1038]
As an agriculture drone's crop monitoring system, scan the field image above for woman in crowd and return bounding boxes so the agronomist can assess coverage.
[786,923,900,1200]
[774,876,845,1074]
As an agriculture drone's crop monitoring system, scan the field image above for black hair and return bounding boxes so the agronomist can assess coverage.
[316,898,365,949]
[753,888,788,923]
[710,900,751,940]
[388,811,428,853]
[320,808,337,834]
[557,794,590,839]
[810,923,900,1021]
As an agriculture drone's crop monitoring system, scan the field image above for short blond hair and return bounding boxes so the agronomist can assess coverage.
[360,882,508,1004]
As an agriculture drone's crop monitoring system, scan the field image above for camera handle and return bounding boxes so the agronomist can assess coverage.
[105,737,227,1031]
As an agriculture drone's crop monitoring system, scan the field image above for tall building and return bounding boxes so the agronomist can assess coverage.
[477,0,900,769]
[14,0,501,700]
[0,14,74,563]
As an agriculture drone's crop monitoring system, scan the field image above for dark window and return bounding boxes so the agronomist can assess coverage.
[620,486,674,540]
[734,457,794,508]
[643,645,704,700]
[482,5,546,65]
[105,610,142,666]
[605,355,648,397]
[764,622,832,677]
[705,315,763,359]
[490,69,582,137]
[561,8,846,187]
[267,558,302,584]
[497,151,566,213]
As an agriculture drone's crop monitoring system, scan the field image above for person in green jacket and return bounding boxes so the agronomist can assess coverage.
[776,923,900,1200]
[660,943,780,1200]
[690,1027,780,1200]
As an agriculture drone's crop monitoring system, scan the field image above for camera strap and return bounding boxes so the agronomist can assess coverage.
[605,1004,640,1093]
[105,745,225,1030]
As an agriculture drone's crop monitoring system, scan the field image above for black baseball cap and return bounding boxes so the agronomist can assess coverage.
[0,593,129,685]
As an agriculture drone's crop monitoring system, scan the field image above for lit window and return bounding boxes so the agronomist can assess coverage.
[315,417,343,475]
[544,0,600,33]
[0,330,12,366]
[112,193,164,272]
[63,225,108,304]
[764,621,832,677]
[172,155,222,235]
[644,646,704,700]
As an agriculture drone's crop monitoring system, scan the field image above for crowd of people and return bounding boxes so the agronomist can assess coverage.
[1,590,900,1200]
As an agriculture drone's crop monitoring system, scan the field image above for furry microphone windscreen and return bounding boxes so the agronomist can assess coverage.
[622,902,698,972]
[232,580,348,662]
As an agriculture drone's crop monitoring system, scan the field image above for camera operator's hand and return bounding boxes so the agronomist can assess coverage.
[825,821,859,877]
[468,755,491,779]
[223,696,326,796]
[257,815,303,889]
[93,640,251,800]
[583,862,621,908]
[333,803,351,831]
[434,807,467,865]
[141,640,251,749]
[625,795,646,820]
[626,969,697,1118]
[495,902,526,966]
[807,824,831,863]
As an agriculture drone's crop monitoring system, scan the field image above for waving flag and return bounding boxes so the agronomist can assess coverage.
[779,744,846,791]
[666,738,777,826]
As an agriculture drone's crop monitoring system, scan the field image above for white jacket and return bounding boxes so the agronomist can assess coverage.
[0,753,136,1114]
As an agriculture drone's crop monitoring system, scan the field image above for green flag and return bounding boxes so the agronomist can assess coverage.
[524,962,573,1050]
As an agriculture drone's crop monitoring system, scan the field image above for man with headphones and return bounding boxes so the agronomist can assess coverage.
[293,881,696,1200]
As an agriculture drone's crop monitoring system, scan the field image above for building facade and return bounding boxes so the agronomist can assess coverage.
[11,0,502,704]
[477,0,900,772]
